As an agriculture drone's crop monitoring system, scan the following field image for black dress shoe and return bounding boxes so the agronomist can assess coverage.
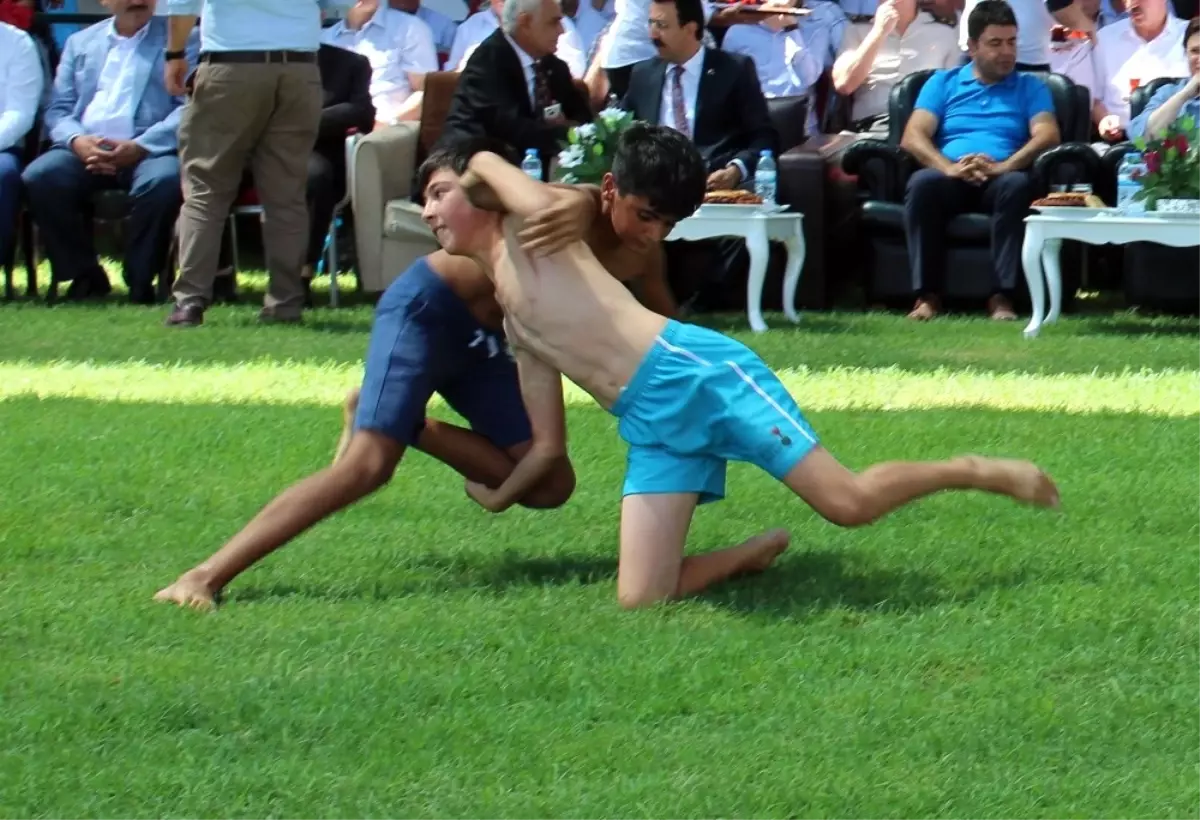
[165,302,204,327]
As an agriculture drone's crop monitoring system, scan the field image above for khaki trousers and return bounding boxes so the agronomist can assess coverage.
[172,61,321,318]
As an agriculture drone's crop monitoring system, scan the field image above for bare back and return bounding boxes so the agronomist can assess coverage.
[487,215,668,409]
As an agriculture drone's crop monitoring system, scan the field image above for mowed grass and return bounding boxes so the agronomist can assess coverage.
[0,280,1198,818]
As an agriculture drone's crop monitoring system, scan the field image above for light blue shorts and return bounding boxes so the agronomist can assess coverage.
[611,320,820,504]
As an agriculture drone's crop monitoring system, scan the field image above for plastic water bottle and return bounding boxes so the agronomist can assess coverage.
[755,150,777,207]
[521,148,543,181]
[1117,152,1146,214]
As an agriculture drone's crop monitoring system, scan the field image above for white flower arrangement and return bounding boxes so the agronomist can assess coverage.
[554,106,639,185]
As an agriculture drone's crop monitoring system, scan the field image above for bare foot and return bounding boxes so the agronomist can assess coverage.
[153,571,218,610]
[988,295,1017,321]
[739,528,791,574]
[907,298,938,321]
[965,456,1061,509]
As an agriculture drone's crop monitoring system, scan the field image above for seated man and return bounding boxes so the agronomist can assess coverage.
[387,0,460,63]
[322,0,439,126]
[1091,0,1189,142]
[833,0,961,135]
[621,0,777,308]
[438,0,593,164]
[448,0,589,77]
[900,0,1060,320]
[434,130,1060,609]
[1127,14,1199,139]
[721,0,838,139]
[153,129,678,610]
[21,0,197,304]
[0,18,43,266]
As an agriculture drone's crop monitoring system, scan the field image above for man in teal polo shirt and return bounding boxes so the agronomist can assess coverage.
[900,0,1060,321]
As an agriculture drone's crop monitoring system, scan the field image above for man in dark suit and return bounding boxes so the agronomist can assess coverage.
[620,0,776,191]
[437,0,592,165]
[621,0,778,310]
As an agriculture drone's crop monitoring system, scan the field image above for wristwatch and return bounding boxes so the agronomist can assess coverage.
[164,49,186,61]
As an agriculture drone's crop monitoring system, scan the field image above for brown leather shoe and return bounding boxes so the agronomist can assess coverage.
[164,302,204,327]
[257,309,303,325]
[988,294,1017,321]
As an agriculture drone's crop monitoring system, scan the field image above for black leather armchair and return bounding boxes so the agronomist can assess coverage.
[840,69,1100,305]
[1098,76,1197,312]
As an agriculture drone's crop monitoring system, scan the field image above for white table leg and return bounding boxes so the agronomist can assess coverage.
[1042,238,1064,325]
[781,223,806,324]
[1021,223,1048,338]
[744,224,770,333]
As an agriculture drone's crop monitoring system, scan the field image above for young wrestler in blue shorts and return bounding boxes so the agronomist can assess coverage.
[425,126,1062,609]
[154,139,688,610]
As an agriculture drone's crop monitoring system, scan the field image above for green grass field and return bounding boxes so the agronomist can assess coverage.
[1,275,1198,818]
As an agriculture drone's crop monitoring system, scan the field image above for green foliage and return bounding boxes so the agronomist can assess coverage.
[552,107,639,185]
[1132,115,1200,207]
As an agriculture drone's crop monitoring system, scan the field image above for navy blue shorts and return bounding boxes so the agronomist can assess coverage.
[354,257,531,449]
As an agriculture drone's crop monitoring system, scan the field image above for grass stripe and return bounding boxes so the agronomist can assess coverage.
[1,359,1196,416]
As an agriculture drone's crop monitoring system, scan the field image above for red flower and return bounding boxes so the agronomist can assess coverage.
[1144,150,1161,175]
[1173,133,1190,155]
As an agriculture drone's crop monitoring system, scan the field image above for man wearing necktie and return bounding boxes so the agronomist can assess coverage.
[162,0,352,327]
[438,0,593,166]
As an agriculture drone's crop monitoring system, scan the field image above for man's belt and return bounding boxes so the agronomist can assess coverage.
[200,50,317,65]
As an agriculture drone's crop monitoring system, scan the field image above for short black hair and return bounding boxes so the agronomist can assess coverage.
[651,0,705,39]
[415,137,521,201]
[610,123,707,223]
[967,0,1018,41]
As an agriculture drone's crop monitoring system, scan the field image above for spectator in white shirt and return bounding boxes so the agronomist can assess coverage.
[728,0,847,135]
[449,0,589,75]
[324,0,439,125]
[386,0,460,62]
[1092,0,1189,141]
[574,0,616,54]
[1048,0,1101,103]
[22,1,197,304]
[833,0,961,133]
[0,20,43,268]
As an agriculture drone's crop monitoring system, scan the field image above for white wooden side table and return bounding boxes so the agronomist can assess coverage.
[667,206,807,332]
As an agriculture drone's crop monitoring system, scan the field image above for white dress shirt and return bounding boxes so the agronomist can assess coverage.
[959,0,1055,66]
[1049,36,1099,104]
[448,9,588,77]
[658,46,705,135]
[573,0,616,57]
[323,5,439,124]
[1094,15,1190,125]
[416,5,460,58]
[0,22,44,153]
[80,19,151,141]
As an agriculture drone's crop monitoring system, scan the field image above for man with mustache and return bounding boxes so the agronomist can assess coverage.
[900,0,1059,321]
[20,0,197,303]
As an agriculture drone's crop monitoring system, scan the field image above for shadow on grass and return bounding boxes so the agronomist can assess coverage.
[1072,315,1200,338]
[703,549,1035,619]
[225,552,619,606]
[224,548,1035,620]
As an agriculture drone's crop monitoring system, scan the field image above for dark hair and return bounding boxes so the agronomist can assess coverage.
[967,0,1018,40]
[415,136,521,201]
[610,123,707,223]
[651,0,705,39]
[1185,16,1199,48]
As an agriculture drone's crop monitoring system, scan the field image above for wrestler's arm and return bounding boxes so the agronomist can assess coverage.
[466,344,567,513]
[463,151,561,219]
[629,245,677,317]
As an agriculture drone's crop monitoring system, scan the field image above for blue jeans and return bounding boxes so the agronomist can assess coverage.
[21,147,182,297]
[0,150,21,265]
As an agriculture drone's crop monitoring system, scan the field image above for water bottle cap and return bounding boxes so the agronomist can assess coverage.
[759,149,773,157]
[525,148,538,157]
[1125,152,1143,161]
